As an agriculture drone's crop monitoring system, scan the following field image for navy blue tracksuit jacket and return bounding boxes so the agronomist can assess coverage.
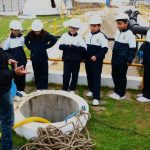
[25,30,57,90]
[58,32,87,91]
[112,29,136,97]
[3,34,27,91]
[85,30,108,100]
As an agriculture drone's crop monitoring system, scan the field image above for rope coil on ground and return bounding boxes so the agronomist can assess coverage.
[19,111,95,150]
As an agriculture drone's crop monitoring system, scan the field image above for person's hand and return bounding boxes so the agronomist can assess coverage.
[15,65,28,76]
[91,56,97,61]
[8,59,18,68]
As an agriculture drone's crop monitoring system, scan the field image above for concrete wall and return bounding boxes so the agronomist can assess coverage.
[26,71,142,90]
[20,94,79,122]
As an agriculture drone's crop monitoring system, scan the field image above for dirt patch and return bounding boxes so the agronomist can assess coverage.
[74,2,103,9]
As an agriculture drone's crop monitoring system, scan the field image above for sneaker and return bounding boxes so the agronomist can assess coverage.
[110,93,126,100]
[116,95,126,100]
[86,91,93,97]
[92,99,100,106]
[137,96,150,102]
[136,93,143,98]
[109,93,118,99]
[69,90,75,94]
[92,99,107,106]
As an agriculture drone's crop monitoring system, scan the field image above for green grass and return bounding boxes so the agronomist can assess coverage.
[1,84,148,150]
[87,87,150,150]
[0,16,17,42]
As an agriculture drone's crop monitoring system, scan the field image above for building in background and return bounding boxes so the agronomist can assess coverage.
[23,0,66,15]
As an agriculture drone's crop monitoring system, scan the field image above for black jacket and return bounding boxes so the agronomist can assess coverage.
[112,41,136,63]
[0,48,14,96]
[25,30,57,62]
[86,44,108,61]
[59,44,86,61]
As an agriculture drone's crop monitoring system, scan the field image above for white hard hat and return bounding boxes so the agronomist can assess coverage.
[9,20,23,30]
[115,14,129,21]
[31,19,43,31]
[68,18,81,29]
[89,16,102,24]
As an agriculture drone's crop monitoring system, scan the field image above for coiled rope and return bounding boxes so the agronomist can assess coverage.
[19,111,95,150]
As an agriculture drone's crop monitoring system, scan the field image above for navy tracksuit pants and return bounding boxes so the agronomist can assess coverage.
[143,62,150,99]
[32,60,48,90]
[112,61,128,97]
[85,60,103,100]
[63,61,80,91]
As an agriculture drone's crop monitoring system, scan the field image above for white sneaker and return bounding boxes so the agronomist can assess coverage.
[136,93,143,98]
[86,91,93,97]
[69,91,75,94]
[110,93,126,100]
[116,95,126,100]
[92,99,100,106]
[137,96,150,102]
[109,93,118,99]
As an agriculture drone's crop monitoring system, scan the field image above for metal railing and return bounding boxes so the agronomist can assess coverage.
[26,38,145,68]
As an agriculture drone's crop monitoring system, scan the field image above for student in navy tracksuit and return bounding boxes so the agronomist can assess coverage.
[0,47,27,150]
[137,30,150,102]
[57,19,87,93]
[85,16,108,106]
[25,19,57,90]
[109,14,136,100]
[3,20,27,93]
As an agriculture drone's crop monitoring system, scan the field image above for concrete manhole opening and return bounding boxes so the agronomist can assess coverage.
[20,94,79,122]
[15,90,89,139]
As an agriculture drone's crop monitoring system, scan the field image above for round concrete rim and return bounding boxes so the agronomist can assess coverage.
[14,90,89,139]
